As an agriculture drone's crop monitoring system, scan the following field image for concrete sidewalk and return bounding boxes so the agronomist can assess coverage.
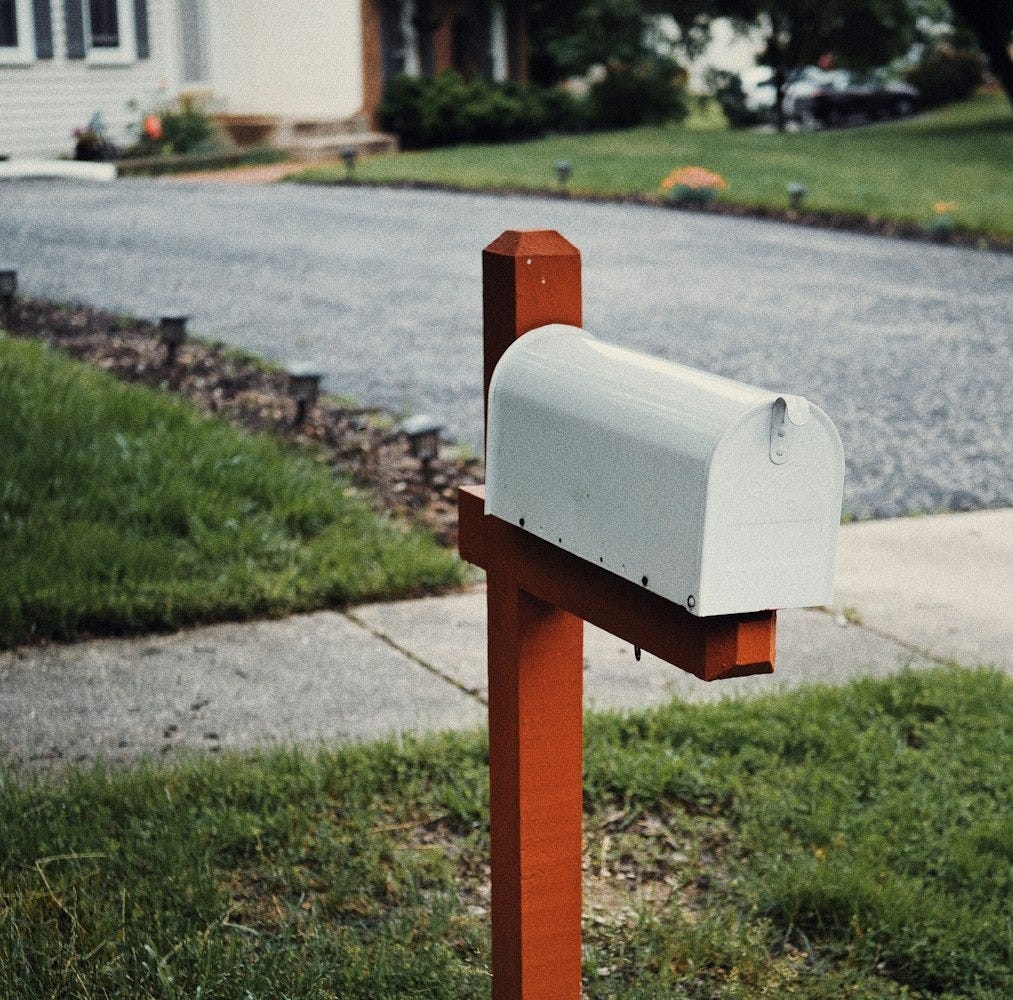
[1,509,1009,769]
[166,161,315,184]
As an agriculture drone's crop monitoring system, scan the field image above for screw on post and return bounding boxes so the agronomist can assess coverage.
[158,315,188,368]
[288,367,323,427]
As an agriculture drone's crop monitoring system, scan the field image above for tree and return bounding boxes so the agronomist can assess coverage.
[527,0,717,84]
[715,0,916,129]
[527,0,648,83]
[944,0,1013,107]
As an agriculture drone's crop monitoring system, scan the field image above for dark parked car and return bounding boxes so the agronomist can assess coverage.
[785,69,919,127]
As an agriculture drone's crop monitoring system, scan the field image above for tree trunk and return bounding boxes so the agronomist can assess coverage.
[948,0,1013,107]
[975,30,1013,107]
[773,64,787,132]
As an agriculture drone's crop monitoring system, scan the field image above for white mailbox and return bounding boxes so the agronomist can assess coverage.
[486,325,844,617]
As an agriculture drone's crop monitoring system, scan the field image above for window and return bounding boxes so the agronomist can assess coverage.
[0,1,18,48]
[89,0,118,47]
[0,0,33,63]
[85,0,136,64]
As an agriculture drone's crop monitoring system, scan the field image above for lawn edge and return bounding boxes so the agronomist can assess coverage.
[0,327,468,652]
[286,175,1013,255]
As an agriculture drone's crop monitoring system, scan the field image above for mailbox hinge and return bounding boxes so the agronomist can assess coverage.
[769,395,811,464]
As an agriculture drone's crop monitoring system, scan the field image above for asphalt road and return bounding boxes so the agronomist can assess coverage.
[2,178,1010,518]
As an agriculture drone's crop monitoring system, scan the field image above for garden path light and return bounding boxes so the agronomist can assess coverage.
[341,146,358,178]
[554,159,572,189]
[398,413,444,483]
[288,366,322,426]
[0,268,16,317]
[158,315,188,368]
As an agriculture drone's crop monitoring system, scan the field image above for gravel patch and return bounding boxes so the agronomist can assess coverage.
[2,179,1010,518]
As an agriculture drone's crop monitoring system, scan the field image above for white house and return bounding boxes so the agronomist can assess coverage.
[1,1,527,158]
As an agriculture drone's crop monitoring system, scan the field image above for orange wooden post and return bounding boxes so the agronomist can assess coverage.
[482,231,585,1000]
[465,230,777,1000]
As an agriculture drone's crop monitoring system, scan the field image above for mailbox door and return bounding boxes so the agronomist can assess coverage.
[698,401,845,616]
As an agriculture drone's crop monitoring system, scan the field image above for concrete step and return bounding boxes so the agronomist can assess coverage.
[286,131,398,163]
[286,113,373,139]
[216,113,387,151]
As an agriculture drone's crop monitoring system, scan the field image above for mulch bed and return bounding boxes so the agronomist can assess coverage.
[3,299,482,546]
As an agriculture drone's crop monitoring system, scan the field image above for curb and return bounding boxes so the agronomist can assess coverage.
[288,176,1013,255]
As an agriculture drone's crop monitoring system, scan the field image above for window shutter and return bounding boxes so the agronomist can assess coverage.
[63,0,85,58]
[132,0,149,57]
[33,0,54,57]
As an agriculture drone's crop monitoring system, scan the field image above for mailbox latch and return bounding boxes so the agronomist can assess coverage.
[769,395,811,465]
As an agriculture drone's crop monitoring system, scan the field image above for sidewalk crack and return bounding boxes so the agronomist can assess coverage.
[344,610,487,706]
[815,607,958,667]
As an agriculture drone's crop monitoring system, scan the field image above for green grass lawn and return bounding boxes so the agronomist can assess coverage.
[1,667,1008,998]
[292,94,1013,239]
[0,336,461,647]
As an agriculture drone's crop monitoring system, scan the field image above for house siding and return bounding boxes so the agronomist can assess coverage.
[210,1,363,120]
[2,2,524,158]
[1,0,173,157]
[2,1,367,158]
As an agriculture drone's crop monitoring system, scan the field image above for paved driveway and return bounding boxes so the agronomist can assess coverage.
[2,178,1010,518]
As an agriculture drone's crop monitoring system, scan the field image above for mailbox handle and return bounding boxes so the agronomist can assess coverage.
[770,394,811,464]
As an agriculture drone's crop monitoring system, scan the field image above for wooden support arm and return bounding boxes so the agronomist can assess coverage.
[459,484,775,682]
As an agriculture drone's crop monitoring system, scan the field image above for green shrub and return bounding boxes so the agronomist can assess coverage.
[125,97,224,157]
[380,66,690,148]
[380,71,554,148]
[904,46,984,108]
[377,74,431,147]
[159,99,220,154]
[539,86,595,133]
[463,80,546,142]
[588,58,688,128]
